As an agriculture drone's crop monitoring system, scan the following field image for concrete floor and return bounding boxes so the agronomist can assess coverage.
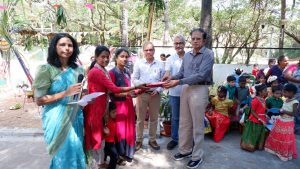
[0,128,299,169]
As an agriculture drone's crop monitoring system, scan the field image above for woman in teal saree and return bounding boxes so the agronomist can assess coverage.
[33,33,86,169]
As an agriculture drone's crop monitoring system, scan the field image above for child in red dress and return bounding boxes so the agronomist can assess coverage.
[206,86,233,142]
[265,83,299,161]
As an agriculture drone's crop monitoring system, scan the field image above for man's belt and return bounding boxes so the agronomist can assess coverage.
[197,81,212,85]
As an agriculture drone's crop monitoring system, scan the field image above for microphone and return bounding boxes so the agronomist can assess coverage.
[73,74,84,101]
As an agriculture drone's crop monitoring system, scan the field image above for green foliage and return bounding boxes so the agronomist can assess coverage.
[56,5,67,27]
[160,93,171,122]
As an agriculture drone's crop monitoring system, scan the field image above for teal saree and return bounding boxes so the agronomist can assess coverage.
[33,64,86,169]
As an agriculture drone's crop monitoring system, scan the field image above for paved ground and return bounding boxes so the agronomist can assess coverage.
[0,128,299,169]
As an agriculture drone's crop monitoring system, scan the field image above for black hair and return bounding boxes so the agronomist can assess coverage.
[235,68,243,75]
[89,45,110,69]
[277,55,287,63]
[114,48,130,65]
[47,33,79,69]
[95,45,110,57]
[283,83,297,94]
[89,60,97,71]
[160,53,166,57]
[268,58,276,65]
[241,73,250,79]
[271,85,282,93]
[239,76,246,83]
[217,85,227,95]
[108,102,116,112]
[227,75,236,82]
[190,28,207,39]
[255,84,267,95]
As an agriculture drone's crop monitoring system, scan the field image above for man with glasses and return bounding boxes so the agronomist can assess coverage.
[163,28,214,169]
[132,42,165,151]
[162,35,186,150]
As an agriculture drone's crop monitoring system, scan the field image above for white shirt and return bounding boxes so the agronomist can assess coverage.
[165,53,183,96]
[132,59,165,92]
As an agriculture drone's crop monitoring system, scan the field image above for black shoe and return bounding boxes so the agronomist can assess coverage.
[167,140,178,150]
[117,158,126,166]
[186,159,203,169]
[148,141,160,150]
[125,156,133,163]
[173,152,192,161]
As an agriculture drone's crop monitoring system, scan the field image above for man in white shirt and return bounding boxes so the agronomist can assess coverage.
[132,42,165,151]
[163,35,185,150]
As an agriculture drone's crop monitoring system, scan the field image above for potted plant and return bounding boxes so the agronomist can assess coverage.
[160,93,172,137]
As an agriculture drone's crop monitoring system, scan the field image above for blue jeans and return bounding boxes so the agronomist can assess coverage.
[169,96,180,142]
[295,100,300,132]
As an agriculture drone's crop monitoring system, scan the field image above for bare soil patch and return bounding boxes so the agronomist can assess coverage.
[0,88,41,128]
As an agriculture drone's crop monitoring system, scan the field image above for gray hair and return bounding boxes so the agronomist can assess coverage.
[174,35,186,44]
[142,41,154,50]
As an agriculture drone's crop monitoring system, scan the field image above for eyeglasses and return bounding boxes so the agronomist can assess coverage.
[174,42,184,45]
[144,49,154,52]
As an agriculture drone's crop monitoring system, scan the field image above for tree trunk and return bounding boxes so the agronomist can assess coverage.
[146,1,155,42]
[279,0,286,55]
[121,0,128,47]
[162,0,170,46]
[200,0,212,49]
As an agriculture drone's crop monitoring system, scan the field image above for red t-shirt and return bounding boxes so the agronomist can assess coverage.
[249,97,267,124]
[104,118,116,143]
[252,69,259,77]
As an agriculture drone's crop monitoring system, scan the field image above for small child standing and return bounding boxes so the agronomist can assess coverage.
[225,75,236,101]
[265,83,299,161]
[234,76,250,121]
[206,86,234,142]
[266,86,283,117]
[267,75,279,97]
[104,102,119,169]
[241,84,268,152]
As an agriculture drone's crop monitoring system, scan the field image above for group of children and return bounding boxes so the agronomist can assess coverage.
[205,71,298,162]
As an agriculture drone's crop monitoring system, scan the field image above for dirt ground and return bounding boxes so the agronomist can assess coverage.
[0,87,42,128]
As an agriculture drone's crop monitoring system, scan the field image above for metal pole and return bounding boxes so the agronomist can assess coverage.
[268,27,274,58]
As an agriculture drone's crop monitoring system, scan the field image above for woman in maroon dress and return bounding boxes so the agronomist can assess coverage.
[109,48,136,162]
[84,46,144,167]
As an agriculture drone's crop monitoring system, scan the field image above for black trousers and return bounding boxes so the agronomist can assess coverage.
[104,142,118,169]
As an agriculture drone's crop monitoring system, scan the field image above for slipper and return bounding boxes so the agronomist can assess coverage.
[9,103,21,110]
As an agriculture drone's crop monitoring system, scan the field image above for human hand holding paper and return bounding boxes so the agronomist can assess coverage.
[68,92,104,107]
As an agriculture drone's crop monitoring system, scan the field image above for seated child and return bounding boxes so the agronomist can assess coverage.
[266,86,283,118]
[104,102,119,169]
[265,83,298,161]
[241,84,268,152]
[206,86,234,142]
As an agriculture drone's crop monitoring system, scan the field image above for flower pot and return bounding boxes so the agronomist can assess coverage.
[160,121,171,137]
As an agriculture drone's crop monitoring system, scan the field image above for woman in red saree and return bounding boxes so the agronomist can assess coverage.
[206,86,233,142]
[85,46,145,167]
[109,48,136,162]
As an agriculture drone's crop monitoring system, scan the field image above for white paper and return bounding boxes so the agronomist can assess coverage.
[68,92,104,107]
